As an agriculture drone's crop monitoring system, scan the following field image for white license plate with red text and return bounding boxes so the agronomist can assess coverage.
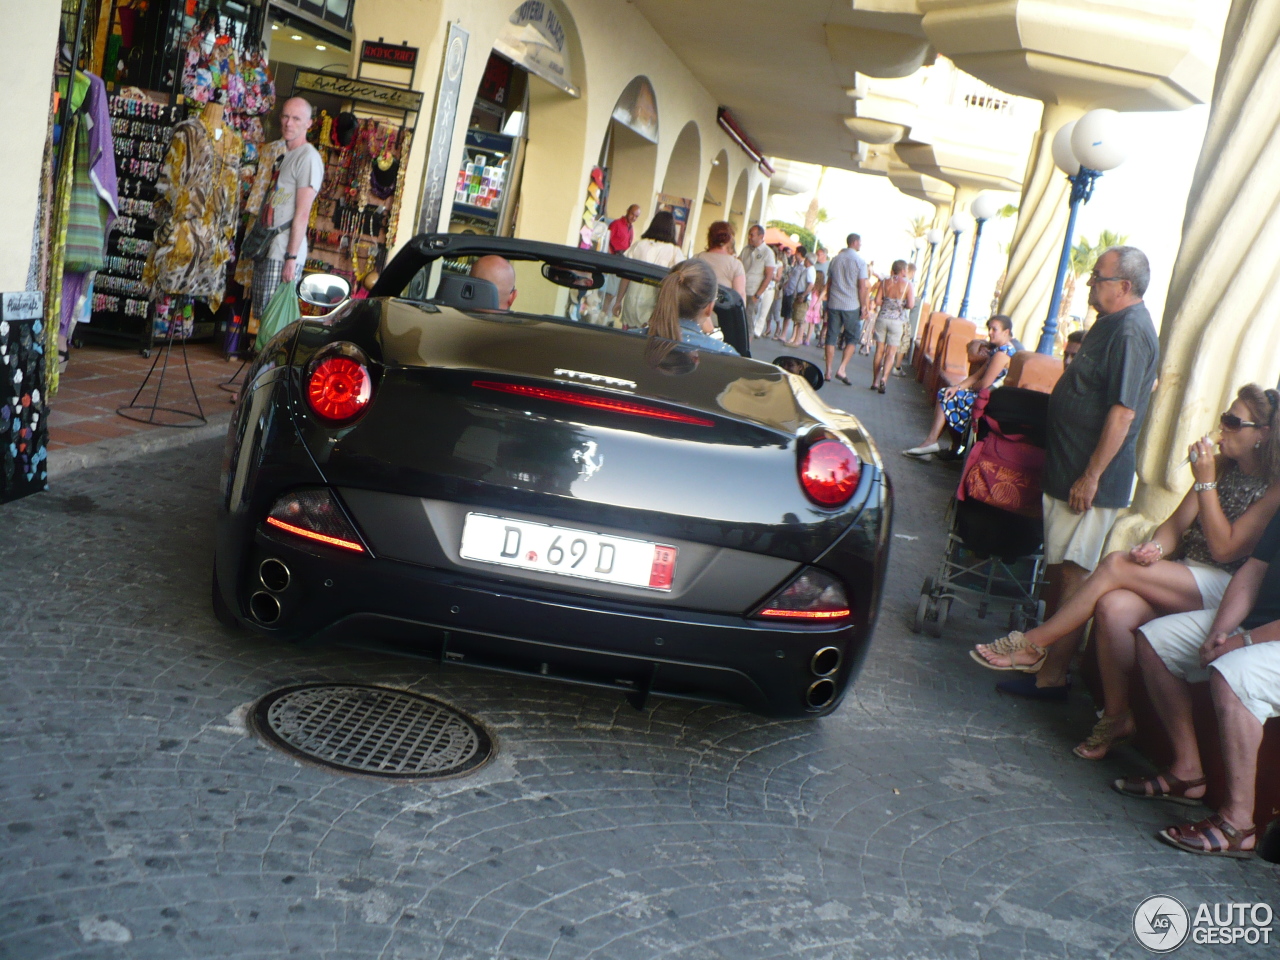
[459,513,677,590]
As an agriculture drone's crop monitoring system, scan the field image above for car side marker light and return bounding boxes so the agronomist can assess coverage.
[472,380,714,426]
[266,489,365,553]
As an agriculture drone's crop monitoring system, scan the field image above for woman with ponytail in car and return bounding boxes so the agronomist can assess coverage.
[646,258,739,355]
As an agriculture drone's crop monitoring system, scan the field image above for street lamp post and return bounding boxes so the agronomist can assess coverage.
[1037,109,1128,353]
[959,192,1000,319]
[939,213,971,314]
[922,227,943,305]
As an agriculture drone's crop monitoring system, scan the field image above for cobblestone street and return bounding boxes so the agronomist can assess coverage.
[2,348,1275,960]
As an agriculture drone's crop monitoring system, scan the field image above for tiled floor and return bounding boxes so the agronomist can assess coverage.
[48,341,244,449]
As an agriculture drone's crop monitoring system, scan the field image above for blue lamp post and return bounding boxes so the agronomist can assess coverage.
[959,192,1001,319]
[1037,109,1128,353]
[939,212,971,313]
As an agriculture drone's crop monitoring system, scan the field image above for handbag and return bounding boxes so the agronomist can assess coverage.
[240,155,289,261]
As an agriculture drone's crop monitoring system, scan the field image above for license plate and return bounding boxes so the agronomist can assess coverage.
[459,513,677,591]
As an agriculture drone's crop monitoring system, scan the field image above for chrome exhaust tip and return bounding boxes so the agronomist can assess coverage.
[805,678,837,710]
[259,558,291,592]
[249,591,282,625]
[810,646,841,677]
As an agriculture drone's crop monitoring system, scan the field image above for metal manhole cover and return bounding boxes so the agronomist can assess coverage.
[250,683,492,779]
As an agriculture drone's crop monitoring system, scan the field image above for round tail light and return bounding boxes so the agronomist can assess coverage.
[800,437,860,507]
[307,355,371,423]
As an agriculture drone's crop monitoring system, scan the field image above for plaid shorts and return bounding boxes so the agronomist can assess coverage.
[251,257,284,323]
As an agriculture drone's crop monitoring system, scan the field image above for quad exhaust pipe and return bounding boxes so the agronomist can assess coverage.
[249,591,282,625]
[810,646,841,677]
[805,678,836,710]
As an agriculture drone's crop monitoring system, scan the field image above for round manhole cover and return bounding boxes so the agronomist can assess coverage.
[250,683,492,780]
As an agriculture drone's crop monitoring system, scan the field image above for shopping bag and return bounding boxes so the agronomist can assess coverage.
[254,280,301,352]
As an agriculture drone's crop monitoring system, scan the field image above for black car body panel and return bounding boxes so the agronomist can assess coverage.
[215,234,892,717]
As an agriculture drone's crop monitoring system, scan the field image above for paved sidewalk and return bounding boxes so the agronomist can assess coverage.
[1,346,1274,960]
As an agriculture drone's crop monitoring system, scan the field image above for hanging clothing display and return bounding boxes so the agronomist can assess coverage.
[143,109,243,310]
[61,71,119,341]
[233,137,285,294]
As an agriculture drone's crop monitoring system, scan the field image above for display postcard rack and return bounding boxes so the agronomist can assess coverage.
[84,94,187,357]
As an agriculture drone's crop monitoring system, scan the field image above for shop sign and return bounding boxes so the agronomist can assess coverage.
[293,69,423,113]
[361,40,419,69]
[493,0,579,99]
[417,23,469,234]
[611,76,658,144]
[1,291,42,321]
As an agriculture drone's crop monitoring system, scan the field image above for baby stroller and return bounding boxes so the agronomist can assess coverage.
[913,387,1050,637]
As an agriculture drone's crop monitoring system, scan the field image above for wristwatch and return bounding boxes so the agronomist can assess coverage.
[1193,481,1217,492]
[284,254,298,261]
[1242,631,1254,647]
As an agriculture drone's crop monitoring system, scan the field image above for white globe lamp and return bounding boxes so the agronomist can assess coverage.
[1071,108,1128,172]
[926,228,944,245]
[948,211,973,235]
[970,191,1001,223]
[1051,121,1080,175]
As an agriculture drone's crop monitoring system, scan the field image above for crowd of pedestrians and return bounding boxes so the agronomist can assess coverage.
[597,201,1280,858]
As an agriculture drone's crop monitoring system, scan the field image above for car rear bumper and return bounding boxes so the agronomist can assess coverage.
[234,526,870,717]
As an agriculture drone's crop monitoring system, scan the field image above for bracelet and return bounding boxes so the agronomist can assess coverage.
[1193,481,1218,492]
[1242,631,1254,647]
[1152,542,1163,557]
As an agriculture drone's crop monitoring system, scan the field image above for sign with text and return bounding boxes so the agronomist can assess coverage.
[416,23,469,234]
[360,40,419,69]
[1,291,43,321]
[293,69,423,113]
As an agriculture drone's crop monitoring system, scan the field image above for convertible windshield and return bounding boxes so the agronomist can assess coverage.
[400,253,659,327]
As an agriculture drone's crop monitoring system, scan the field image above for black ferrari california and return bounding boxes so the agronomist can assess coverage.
[214,234,891,717]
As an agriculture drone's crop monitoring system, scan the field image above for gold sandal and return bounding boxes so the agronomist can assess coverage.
[1072,712,1133,760]
[968,631,1046,672]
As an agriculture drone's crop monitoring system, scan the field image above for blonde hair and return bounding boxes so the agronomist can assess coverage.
[648,258,718,341]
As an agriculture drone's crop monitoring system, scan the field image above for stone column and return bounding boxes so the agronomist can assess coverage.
[1112,0,1280,546]
[998,102,1085,345]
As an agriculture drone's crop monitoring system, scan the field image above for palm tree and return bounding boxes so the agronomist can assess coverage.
[804,166,829,235]
[1060,230,1129,318]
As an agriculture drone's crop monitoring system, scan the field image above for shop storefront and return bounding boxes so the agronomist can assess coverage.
[0,0,430,503]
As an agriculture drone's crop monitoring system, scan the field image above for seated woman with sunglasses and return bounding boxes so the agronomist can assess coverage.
[972,385,1280,759]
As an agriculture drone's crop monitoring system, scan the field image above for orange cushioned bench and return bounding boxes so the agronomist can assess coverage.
[928,316,977,393]
[915,310,950,383]
[1004,351,1063,394]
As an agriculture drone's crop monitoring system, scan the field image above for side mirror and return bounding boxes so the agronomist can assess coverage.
[297,273,351,308]
[773,355,824,392]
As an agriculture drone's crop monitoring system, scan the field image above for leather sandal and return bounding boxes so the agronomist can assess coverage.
[1158,813,1256,858]
[1072,712,1133,760]
[969,631,1046,672]
[1112,771,1207,806]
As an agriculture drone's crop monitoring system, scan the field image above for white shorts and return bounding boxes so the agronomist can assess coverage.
[1042,494,1121,571]
[1183,560,1232,610]
[1143,610,1280,725]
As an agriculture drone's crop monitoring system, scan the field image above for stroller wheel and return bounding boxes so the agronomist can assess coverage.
[929,598,951,638]
[913,577,936,634]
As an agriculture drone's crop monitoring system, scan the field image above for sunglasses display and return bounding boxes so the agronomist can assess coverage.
[1220,412,1261,431]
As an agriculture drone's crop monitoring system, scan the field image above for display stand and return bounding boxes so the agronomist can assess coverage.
[116,312,207,426]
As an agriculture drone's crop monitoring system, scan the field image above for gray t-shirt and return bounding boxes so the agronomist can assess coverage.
[1043,302,1159,508]
[267,142,324,262]
[827,247,868,311]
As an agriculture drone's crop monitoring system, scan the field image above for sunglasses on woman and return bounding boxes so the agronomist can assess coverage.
[1220,412,1262,431]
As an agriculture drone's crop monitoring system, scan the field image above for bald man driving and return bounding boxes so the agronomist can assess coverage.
[469,255,518,310]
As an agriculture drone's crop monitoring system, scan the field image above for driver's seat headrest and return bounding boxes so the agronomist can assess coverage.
[435,272,500,310]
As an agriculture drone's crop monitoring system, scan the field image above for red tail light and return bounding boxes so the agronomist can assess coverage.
[307,349,372,423]
[799,436,860,507]
[472,380,713,426]
[266,489,365,552]
[755,569,850,620]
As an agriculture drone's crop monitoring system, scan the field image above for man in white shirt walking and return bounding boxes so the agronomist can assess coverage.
[740,224,777,338]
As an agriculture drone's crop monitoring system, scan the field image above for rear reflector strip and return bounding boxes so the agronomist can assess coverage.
[472,380,714,426]
[757,608,850,620]
[266,516,365,552]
